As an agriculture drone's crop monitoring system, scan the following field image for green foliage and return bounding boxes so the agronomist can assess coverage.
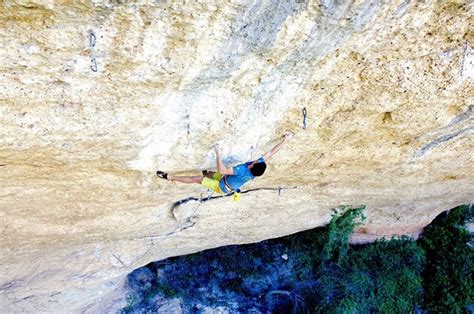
[322,206,366,263]
[419,205,474,313]
[122,204,474,313]
[120,294,136,314]
[353,238,424,312]
[153,282,178,299]
[314,204,474,313]
[315,207,425,313]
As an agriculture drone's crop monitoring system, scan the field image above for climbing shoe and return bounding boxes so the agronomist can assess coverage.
[156,171,168,180]
[202,170,209,177]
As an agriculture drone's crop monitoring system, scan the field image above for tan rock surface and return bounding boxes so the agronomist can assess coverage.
[0,0,473,312]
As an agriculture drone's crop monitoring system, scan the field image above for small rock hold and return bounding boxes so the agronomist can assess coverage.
[281,254,288,260]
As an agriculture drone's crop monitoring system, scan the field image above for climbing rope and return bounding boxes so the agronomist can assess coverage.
[179,190,214,225]
[116,190,214,271]
[171,186,298,211]
[88,30,98,72]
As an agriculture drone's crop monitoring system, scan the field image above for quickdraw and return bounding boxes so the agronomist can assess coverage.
[302,107,307,129]
[88,30,98,72]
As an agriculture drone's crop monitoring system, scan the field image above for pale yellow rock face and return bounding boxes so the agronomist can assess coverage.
[0,0,473,311]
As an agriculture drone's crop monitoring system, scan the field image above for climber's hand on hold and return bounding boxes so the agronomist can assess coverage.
[283,131,294,141]
[264,132,292,160]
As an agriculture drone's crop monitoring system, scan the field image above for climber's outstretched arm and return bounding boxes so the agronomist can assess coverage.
[263,132,293,161]
[214,144,234,175]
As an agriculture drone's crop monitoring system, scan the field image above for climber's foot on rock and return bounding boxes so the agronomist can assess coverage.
[156,171,168,180]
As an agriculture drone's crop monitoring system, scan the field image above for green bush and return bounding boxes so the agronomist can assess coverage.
[419,205,474,313]
[122,204,474,313]
[322,206,366,263]
[314,207,425,313]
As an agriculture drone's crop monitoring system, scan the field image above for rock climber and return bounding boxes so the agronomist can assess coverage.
[156,132,293,197]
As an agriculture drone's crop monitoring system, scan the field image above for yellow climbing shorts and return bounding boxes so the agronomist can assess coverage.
[201,172,223,193]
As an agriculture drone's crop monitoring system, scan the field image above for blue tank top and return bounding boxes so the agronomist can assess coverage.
[219,157,265,193]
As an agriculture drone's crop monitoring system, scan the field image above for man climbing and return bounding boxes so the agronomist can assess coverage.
[156,132,293,196]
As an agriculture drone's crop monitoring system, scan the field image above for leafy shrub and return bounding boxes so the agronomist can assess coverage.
[314,208,425,313]
[322,206,366,263]
[419,204,474,313]
[121,204,474,313]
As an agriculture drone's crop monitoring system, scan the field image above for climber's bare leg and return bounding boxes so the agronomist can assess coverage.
[167,174,203,184]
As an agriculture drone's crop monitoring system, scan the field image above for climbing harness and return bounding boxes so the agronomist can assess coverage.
[88,30,98,72]
[302,107,307,129]
[222,175,234,192]
[222,175,242,202]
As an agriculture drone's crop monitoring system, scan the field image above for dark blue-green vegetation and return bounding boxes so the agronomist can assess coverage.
[121,205,473,313]
[420,205,474,313]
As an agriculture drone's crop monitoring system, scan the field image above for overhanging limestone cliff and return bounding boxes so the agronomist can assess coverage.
[0,0,473,312]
